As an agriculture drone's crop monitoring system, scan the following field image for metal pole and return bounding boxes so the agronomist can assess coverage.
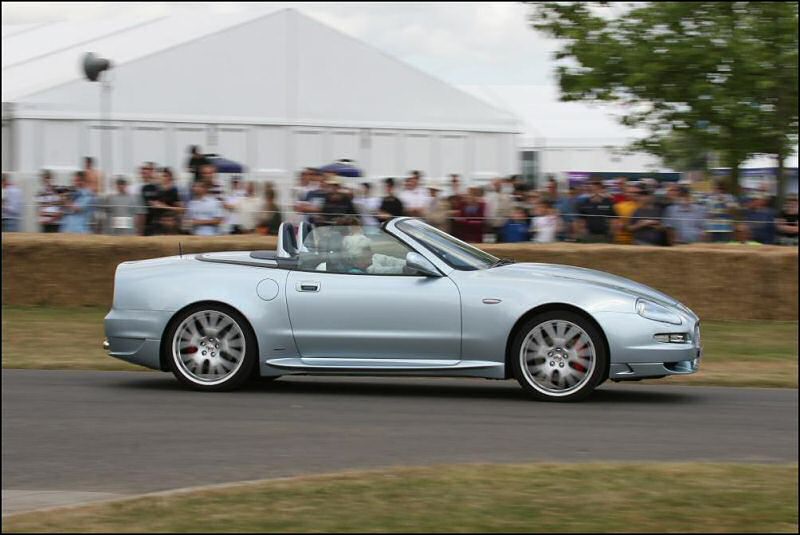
[101,79,112,194]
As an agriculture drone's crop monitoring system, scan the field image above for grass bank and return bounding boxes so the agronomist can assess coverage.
[1,306,797,387]
[3,463,797,532]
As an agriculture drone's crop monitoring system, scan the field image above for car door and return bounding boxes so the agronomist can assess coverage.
[285,228,461,362]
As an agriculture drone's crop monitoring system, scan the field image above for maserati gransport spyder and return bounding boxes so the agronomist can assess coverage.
[104,218,701,401]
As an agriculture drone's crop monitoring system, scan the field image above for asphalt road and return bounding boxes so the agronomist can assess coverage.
[2,369,798,512]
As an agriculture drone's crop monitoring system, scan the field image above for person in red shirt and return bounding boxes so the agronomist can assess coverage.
[454,186,486,243]
[611,176,629,204]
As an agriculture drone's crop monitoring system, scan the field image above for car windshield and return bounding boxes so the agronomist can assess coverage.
[396,219,499,271]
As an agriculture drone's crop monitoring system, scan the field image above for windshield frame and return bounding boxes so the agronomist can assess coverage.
[393,218,500,271]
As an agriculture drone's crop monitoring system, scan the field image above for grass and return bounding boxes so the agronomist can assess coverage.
[1,306,797,387]
[2,463,797,533]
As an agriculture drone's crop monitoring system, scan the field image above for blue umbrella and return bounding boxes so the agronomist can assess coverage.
[206,154,246,173]
[319,159,362,177]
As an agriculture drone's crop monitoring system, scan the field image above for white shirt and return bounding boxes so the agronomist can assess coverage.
[353,195,382,226]
[187,195,224,236]
[224,188,247,229]
[399,187,429,214]
[532,215,559,243]
[235,195,265,231]
[2,185,23,220]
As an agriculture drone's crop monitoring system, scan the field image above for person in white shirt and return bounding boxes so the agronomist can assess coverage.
[484,177,514,242]
[2,173,23,232]
[235,181,265,233]
[223,175,248,234]
[186,181,224,236]
[36,170,63,233]
[531,199,560,243]
[398,171,429,218]
[353,182,381,227]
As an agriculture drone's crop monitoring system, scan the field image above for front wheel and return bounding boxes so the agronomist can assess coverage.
[165,304,258,391]
[510,311,608,402]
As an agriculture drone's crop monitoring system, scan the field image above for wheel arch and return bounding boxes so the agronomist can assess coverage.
[158,300,258,372]
[504,303,610,380]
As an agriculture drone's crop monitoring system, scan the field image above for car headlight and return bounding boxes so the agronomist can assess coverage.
[636,298,682,325]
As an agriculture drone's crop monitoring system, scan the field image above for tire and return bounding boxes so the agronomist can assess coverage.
[165,303,258,392]
[510,310,608,402]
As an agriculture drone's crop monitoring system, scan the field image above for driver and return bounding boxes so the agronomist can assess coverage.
[342,234,373,274]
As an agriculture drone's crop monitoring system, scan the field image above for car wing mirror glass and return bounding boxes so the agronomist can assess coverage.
[405,252,440,277]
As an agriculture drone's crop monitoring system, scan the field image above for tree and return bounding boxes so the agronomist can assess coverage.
[527,1,798,196]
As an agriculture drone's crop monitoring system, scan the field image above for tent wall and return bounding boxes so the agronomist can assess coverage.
[3,116,518,232]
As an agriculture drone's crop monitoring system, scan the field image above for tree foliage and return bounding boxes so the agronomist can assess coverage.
[528,1,798,194]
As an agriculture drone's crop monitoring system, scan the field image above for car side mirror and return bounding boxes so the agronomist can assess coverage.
[406,252,440,277]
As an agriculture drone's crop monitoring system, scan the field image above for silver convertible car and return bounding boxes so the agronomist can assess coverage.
[104,217,701,401]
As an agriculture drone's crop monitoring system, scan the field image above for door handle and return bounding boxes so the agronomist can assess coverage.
[296,281,320,292]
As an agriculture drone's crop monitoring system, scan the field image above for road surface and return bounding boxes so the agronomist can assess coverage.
[2,369,797,514]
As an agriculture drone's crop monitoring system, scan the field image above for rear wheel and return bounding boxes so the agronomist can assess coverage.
[510,311,607,402]
[166,304,257,391]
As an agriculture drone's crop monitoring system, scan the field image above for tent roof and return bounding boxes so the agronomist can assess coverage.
[2,9,519,132]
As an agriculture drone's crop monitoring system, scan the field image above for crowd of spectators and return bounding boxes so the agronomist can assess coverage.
[289,170,798,246]
[1,147,798,247]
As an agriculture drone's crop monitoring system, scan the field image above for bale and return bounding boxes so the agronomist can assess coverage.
[2,234,797,320]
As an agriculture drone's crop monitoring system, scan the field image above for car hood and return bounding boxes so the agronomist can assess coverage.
[493,262,693,315]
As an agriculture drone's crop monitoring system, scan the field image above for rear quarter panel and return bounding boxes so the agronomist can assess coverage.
[111,256,296,372]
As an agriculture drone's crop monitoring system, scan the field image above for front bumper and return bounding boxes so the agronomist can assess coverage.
[594,311,702,381]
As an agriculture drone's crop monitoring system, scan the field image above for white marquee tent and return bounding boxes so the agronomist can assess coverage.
[2,8,520,210]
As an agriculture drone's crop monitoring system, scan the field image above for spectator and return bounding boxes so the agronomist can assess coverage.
[353,182,381,227]
[299,170,328,226]
[500,206,531,243]
[2,173,23,232]
[485,178,514,242]
[629,185,666,245]
[288,168,314,225]
[447,174,462,200]
[543,176,559,204]
[447,174,465,235]
[612,183,641,245]
[776,194,798,246]
[454,186,486,243]
[186,180,224,236]
[83,156,102,194]
[704,181,738,242]
[663,186,706,244]
[138,163,161,236]
[320,175,356,226]
[556,186,580,241]
[743,194,776,245]
[256,183,283,236]
[377,178,404,223]
[36,170,63,233]
[152,167,183,235]
[425,183,452,232]
[611,176,628,204]
[103,177,138,236]
[187,145,209,183]
[223,175,248,234]
[199,163,224,200]
[398,171,428,218]
[531,199,560,244]
[576,179,615,243]
[59,171,95,234]
[234,181,264,234]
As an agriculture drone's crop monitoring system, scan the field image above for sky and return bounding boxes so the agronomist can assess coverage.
[1,1,644,146]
